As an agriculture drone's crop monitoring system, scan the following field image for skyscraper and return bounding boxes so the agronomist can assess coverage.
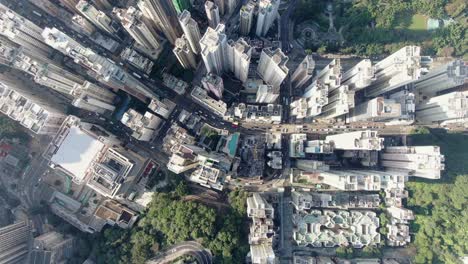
[0,4,52,55]
[76,0,117,35]
[341,59,374,91]
[325,130,384,151]
[381,146,445,179]
[214,0,225,15]
[172,0,191,13]
[0,221,32,264]
[257,48,289,88]
[291,55,315,90]
[205,1,220,29]
[178,10,201,54]
[239,2,255,36]
[414,59,466,95]
[201,73,224,99]
[255,0,280,37]
[415,91,468,125]
[137,0,183,45]
[346,97,402,123]
[173,35,197,69]
[365,46,422,97]
[226,0,239,15]
[256,84,279,103]
[200,24,228,75]
[0,74,67,135]
[226,38,252,83]
[0,38,116,114]
[42,27,157,102]
[113,7,164,57]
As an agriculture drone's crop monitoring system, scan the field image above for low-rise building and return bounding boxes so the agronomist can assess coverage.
[120,48,154,74]
[230,103,282,124]
[191,86,227,117]
[46,116,146,198]
[148,97,176,119]
[121,109,163,142]
[293,210,380,248]
[162,73,188,95]
[31,231,75,264]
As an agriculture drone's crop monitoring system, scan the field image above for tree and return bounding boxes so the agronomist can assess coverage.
[317,45,327,54]
[228,189,249,216]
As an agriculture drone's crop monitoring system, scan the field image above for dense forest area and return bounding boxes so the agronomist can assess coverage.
[406,130,468,263]
[91,185,250,264]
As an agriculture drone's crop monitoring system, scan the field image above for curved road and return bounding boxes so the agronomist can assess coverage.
[146,241,212,264]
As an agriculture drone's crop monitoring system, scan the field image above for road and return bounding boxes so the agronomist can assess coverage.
[280,0,298,53]
[146,241,212,264]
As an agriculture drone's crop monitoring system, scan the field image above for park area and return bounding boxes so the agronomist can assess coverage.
[407,14,428,30]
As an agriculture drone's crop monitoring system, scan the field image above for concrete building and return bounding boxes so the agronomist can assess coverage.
[365,46,422,97]
[347,90,416,125]
[290,81,329,119]
[71,14,97,36]
[178,10,201,54]
[46,116,145,198]
[0,220,32,264]
[325,130,384,151]
[113,7,163,58]
[247,193,274,218]
[200,24,227,75]
[172,0,191,13]
[291,168,406,192]
[341,59,374,91]
[231,103,282,124]
[255,0,280,37]
[247,193,276,264]
[416,91,468,125]
[31,232,75,264]
[71,81,116,114]
[257,48,289,88]
[226,0,238,15]
[315,59,342,90]
[0,4,53,56]
[213,0,225,15]
[167,144,215,174]
[76,0,117,35]
[0,38,117,114]
[239,2,255,36]
[205,1,220,29]
[381,146,445,179]
[289,133,307,158]
[291,55,315,90]
[189,159,225,190]
[347,97,400,123]
[250,244,276,264]
[414,59,466,94]
[120,47,154,73]
[137,0,183,45]
[162,73,188,95]
[173,35,197,69]
[148,97,176,119]
[42,27,156,102]
[121,109,162,141]
[0,75,67,135]
[256,84,279,103]
[191,86,227,117]
[227,38,252,83]
[320,85,355,119]
[201,73,224,99]
[293,210,380,248]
